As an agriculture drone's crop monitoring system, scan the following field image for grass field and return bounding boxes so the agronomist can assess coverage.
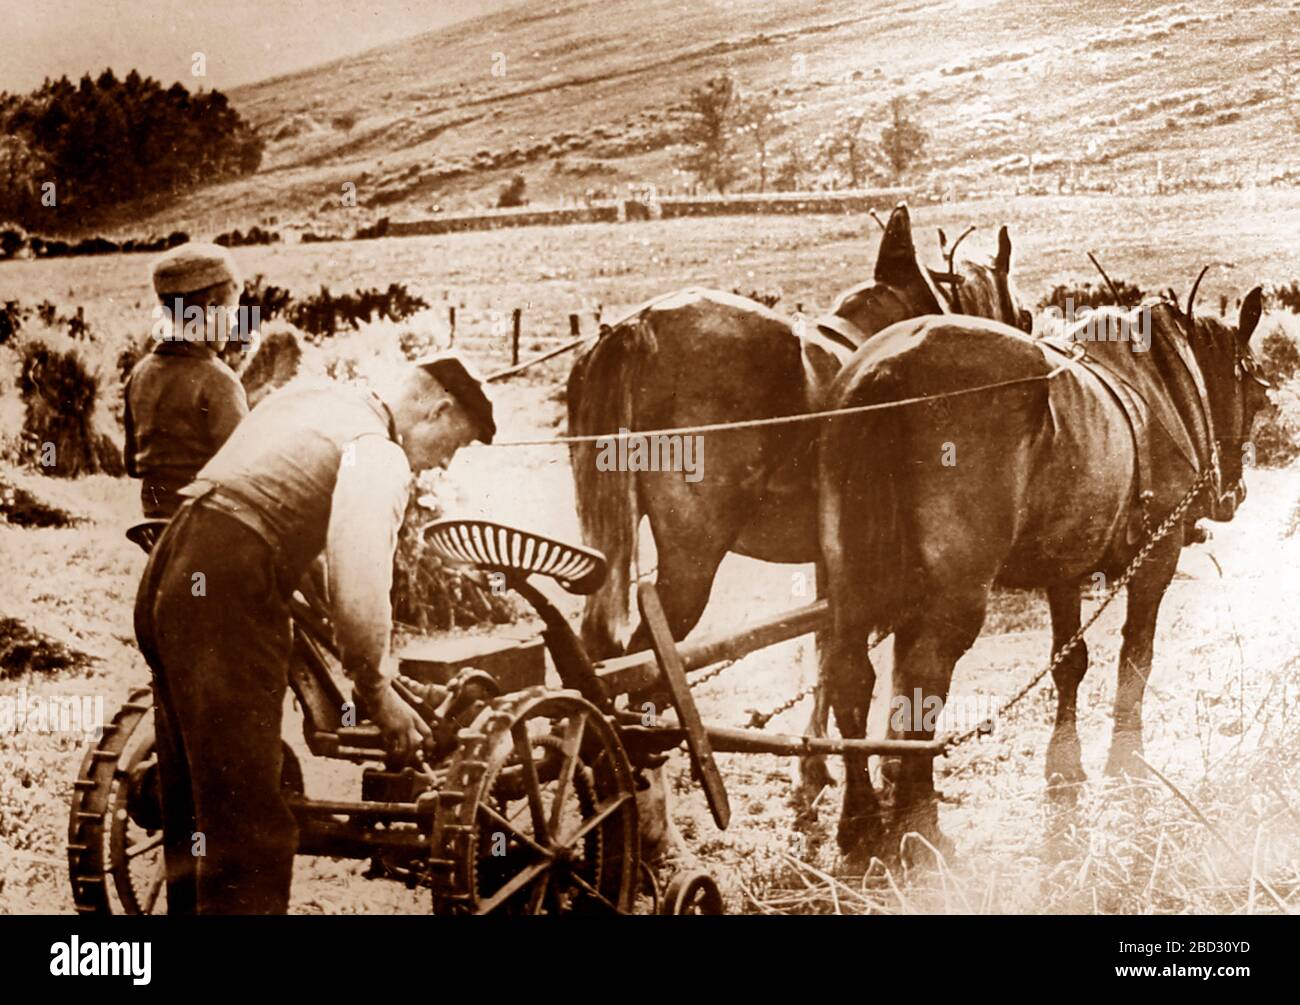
[9,187,1300,360]
[3,188,1300,914]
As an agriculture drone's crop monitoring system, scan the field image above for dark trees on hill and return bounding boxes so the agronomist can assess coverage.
[0,69,264,231]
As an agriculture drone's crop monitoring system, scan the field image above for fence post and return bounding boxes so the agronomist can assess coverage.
[569,313,580,338]
[511,307,522,365]
[448,306,456,346]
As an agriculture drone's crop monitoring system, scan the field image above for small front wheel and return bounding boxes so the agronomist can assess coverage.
[660,870,725,915]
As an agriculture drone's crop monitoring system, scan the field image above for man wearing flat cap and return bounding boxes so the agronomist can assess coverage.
[125,242,249,518]
[134,350,494,914]
[134,348,493,915]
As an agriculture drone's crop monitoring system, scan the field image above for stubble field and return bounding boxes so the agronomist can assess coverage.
[3,189,1300,913]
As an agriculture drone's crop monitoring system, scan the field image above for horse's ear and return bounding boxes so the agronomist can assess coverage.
[873,203,917,283]
[937,227,948,252]
[1238,286,1263,346]
[996,225,1012,273]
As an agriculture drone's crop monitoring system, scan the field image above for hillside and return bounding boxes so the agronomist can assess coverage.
[65,1,1300,240]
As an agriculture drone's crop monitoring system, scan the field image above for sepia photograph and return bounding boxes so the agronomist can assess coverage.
[0,0,1296,972]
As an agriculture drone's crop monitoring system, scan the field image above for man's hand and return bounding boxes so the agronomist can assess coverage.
[362,681,432,761]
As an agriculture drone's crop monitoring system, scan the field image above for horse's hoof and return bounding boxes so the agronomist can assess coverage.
[1045,774,1084,807]
[836,817,883,866]
[1103,742,1147,780]
[793,756,835,796]
[898,827,954,869]
[1045,759,1087,799]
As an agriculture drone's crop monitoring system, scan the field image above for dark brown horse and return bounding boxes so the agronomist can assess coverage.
[817,280,1269,861]
[566,205,1032,804]
[567,205,941,656]
[934,224,1034,335]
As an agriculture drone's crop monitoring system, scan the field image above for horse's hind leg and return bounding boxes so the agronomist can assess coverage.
[624,510,731,659]
[1105,536,1179,777]
[792,562,835,811]
[625,478,735,864]
[825,612,882,864]
[1045,581,1089,798]
[881,586,987,856]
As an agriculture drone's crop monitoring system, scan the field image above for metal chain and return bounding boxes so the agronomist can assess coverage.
[662,465,1211,755]
[745,684,816,730]
[687,657,738,688]
[682,652,816,730]
[944,462,1216,752]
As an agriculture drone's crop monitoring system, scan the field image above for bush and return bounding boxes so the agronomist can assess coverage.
[497,174,528,208]
[239,329,304,408]
[70,236,119,256]
[215,225,279,247]
[0,224,27,260]
[0,479,75,528]
[1273,281,1300,314]
[0,618,94,678]
[390,494,517,632]
[734,287,782,308]
[15,339,122,477]
[1259,328,1300,386]
[331,111,359,133]
[1252,401,1300,468]
[116,334,150,386]
[1252,323,1300,468]
[239,276,429,338]
[1039,278,1146,312]
[0,301,25,346]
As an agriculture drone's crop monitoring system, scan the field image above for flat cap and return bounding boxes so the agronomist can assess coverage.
[415,351,496,444]
[151,242,240,296]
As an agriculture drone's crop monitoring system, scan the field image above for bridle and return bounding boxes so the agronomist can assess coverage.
[934,224,975,313]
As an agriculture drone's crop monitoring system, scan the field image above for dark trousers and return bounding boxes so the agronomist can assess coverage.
[140,476,189,520]
[134,500,298,914]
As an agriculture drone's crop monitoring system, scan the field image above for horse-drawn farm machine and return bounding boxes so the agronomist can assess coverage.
[69,517,941,915]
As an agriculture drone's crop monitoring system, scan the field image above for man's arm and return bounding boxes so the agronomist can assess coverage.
[123,372,140,479]
[203,365,249,451]
[325,436,412,694]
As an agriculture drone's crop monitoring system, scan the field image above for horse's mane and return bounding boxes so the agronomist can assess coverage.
[1066,299,1219,476]
[827,279,880,315]
[946,259,1009,320]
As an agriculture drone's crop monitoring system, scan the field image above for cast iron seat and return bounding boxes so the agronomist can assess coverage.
[125,519,171,554]
[422,518,607,595]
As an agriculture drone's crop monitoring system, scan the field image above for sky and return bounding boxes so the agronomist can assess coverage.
[0,0,520,94]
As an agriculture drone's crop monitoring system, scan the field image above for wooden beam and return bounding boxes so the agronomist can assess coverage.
[704,725,945,758]
[639,583,730,829]
[594,600,830,695]
[619,710,947,759]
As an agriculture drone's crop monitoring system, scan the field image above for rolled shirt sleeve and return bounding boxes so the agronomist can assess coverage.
[325,436,413,693]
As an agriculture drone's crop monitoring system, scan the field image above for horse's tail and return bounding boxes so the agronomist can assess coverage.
[566,316,656,656]
[824,367,915,642]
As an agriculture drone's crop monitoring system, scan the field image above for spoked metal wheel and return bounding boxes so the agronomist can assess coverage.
[69,686,305,914]
[68,686,165,914]
[107,725,168,913]
[431,687,639,915]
